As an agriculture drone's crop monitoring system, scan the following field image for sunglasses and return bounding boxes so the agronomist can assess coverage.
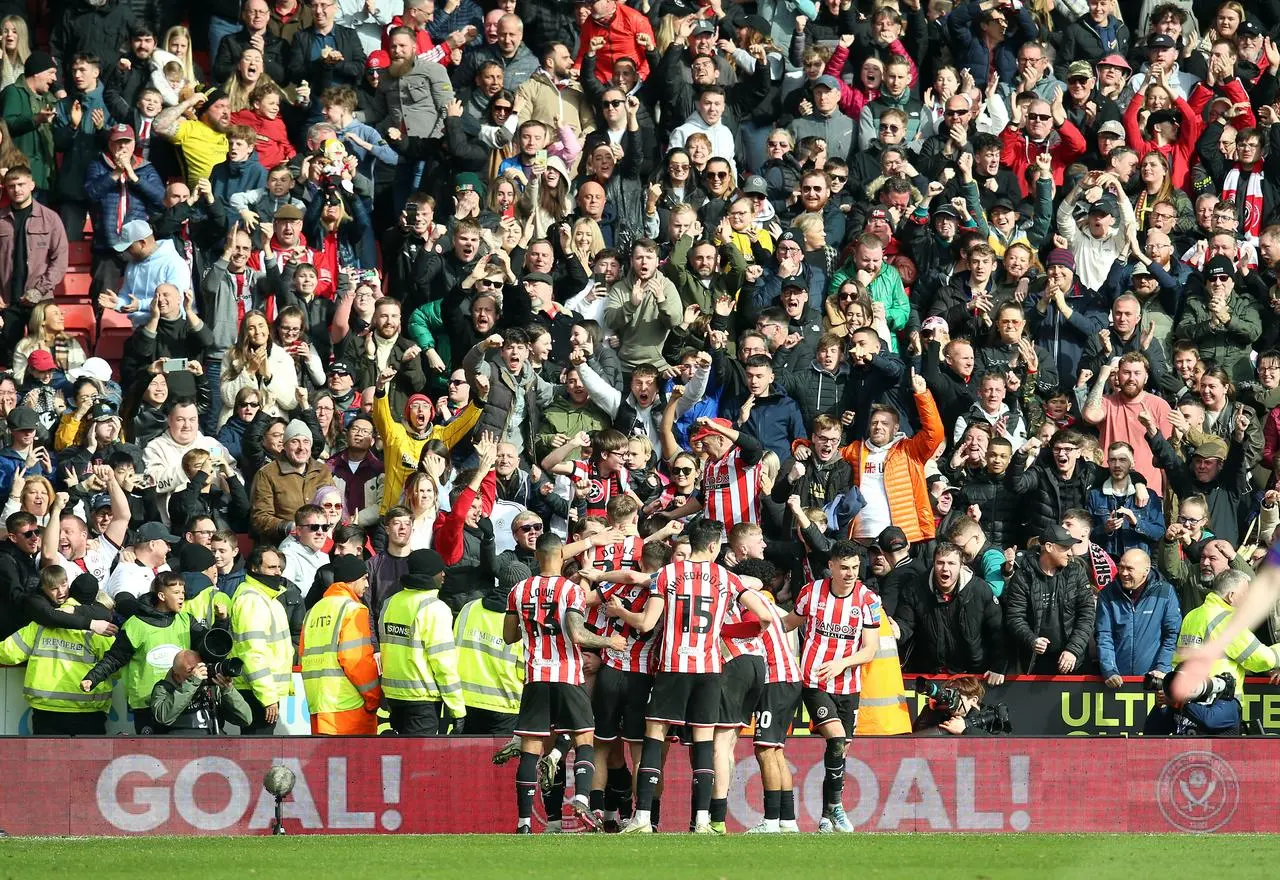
[301,523,333,533]
[1068,76,1091,85]
[767,140,790,147]
[18,528,40,538]
[671,466,695,476]
[669,162,690,170]
[879,124,901,132]
[518,523,544,534]
[1026,113,1052,122]
[476,278,502,288]
[705,171,729,179]
[448,378,467,386]
[602,99,625,108]
[944,108,967,116]
[320,503,343,511]
[492,105,513,113]
[240,400,261,408]
[829,174,848,182]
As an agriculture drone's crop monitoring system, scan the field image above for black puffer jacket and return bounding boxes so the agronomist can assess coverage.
[1002,553,1095,673]
[954,470,1020,550]
[896,569,1006,675]
[1005,455,1105,546]
[51,0,137,73]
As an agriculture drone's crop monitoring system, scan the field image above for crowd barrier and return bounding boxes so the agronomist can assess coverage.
[1,736,1275,835]
[6,667,1280,737]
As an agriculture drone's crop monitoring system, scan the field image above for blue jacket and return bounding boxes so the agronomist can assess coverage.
[1095,573,1180,678]
[210,157,268,230]
[730,391,807,461]
[945,0,1037,89]
[0,446,48,499]
[82,154,166,252]
[217,415,251,468]
[1086,481,1166,558]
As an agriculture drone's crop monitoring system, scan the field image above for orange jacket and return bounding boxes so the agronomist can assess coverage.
[301,581,383,714]
[839,389,945,544]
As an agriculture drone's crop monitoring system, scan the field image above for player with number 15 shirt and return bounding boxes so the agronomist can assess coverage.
[650,559,747,675]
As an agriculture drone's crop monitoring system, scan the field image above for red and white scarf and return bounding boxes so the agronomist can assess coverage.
[1222,162,1265,245]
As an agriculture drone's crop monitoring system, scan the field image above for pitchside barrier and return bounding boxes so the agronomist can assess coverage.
[5,668,1280,737]
[0,737,1272,834]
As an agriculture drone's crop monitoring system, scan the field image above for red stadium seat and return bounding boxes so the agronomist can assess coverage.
[56,272,93,303]
[59,304,98,349]
[94,309,134,362]
[67,240,93,268]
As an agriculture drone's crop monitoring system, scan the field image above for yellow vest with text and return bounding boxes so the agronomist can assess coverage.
[1175,592,1280,699]
[0,603,114,712]
[301,594,366,714]
[380,588,466,717]
[453,598,524,714]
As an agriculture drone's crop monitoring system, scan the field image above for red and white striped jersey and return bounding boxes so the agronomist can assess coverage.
[570,460,631,519]
[650,560,746,674]
[721,600,765,662]
[701,447,761,528]
[599,576,658,674]
[758,598,801,684]
[507,575,587,685]
[794,579,881,694]
[581,536,645,633]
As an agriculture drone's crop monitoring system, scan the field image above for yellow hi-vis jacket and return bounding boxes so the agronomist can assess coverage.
[230,576,294,706]
[380,587,465,718]
[453,597,523,714]
[1175,591,1280,699]
[0,601,114,712]
[301,586,381,716]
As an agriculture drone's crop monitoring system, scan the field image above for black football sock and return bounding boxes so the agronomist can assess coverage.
[764,789,782,821]
[691,740,715,815]
[780,789,796,822]
[516,752,538,821]
[710,797,728,823]
[573,744,595,805]
[634,737,664,813]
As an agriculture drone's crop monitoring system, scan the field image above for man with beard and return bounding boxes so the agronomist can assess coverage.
[1160,521,1249,615]
[1143,417,1250,547]
[249,421,337,541]
[342,297,429,415]
[662,235,745,316]
[287,0,367,93]
[382,28,452,140]
[788,169,846,250]
[517,42,594,137]
[1085,342,1174,489]
[894,541,1006,681]
[154,89,232,188]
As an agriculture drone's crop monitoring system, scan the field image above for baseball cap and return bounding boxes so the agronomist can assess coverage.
[1147,34,1176,51]
[454,171,487,197]
[867,206,890,223]
[1131,262,1153,278]
[1088,195,1119,217]
[329,360,353,377]
[1239,18,1262,37]
[691,19,716,35]
[108,123,135,143]
[366,49,390,70]
[989,195,1016,213]
[875,526,909,555]
[90,493,112,511]
[742,175,768,196]
[1097,120,1126,138]
[1097,54,1132,71]
[6,407,37,431]
[26,349,56,373]
[523,272,554,286]
[1067,60,1093,79]
[68,357,112,384]
[920,315,949,335]
[1194,437,1230,460]
[113,219,153,253]
[690,417,732,443]
[1205,254,1235,280]
[90,401,117,422]
[274,203,303,221]
[931,200,960,220]
[927,473,959,495]
[135,522,179,544]
[1039,523,1077,548]
[812,74,841,91]
[781,277,807,291]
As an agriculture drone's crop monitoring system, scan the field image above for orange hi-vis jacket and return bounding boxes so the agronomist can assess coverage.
[300,581,383,735]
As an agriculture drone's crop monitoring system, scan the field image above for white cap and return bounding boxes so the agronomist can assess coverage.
[113,219,153,252]
[68,357,112,384]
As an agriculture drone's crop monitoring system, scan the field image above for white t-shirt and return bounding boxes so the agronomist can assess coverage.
[47,540,120,586]
[102,561,171,599]
[855,443,892,539]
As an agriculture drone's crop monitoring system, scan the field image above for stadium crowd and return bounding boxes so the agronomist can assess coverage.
[0,0,1278,832]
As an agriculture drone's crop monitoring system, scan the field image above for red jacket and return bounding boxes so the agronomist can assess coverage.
[999,120,1086,197]
[576,4,655,83]
[230,109,296,169]
[434,469,497,565]
[1122,92,1202,193]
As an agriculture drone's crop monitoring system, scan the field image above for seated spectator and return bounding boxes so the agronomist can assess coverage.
[13,303,86,385]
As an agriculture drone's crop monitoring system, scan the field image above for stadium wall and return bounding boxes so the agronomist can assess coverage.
[0,737,1271,835]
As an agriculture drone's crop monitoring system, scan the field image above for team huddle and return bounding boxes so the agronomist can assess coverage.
[500,516,880,835]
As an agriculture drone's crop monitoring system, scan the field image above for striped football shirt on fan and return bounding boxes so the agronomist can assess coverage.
[569,459,630,518]
[794,579,881,694]
[701,447,761,527]
[507,575,587,684]
[650,560,746,674]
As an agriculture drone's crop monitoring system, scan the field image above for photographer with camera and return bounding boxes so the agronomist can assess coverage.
[912,675,1010,736]
[150,648,253,734]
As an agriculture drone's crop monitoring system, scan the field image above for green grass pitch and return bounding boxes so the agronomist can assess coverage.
[4,834,1280,879]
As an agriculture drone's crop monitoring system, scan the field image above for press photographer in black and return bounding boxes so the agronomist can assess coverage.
[912,675,1010,736]
[150,649,253,735]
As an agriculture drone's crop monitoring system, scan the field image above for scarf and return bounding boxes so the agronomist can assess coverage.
[1222,162,1264,244]
[1085,543,1116,592]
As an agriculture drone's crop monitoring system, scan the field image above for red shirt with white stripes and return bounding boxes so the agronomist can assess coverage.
[581,536,645,633]
[599,576,658,674]
[569,459,631,518]
[701,447,761,528]
[650,560,745,674]
[507,575,587,685]
[758,598,801,684]
[794,579,881,694]
[721,600,765,662]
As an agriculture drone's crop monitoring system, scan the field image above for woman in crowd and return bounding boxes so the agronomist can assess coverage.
[219,310,298,427]
[13,303,86,385]
[0,16,29,90]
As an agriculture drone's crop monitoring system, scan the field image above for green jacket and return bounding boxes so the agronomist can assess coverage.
[1175,290,1262,384]
[150,674,254,730]
[828,260,909,351]
[604,271,685,370]
[661,234,747,314]
[535,398,611,461]
[1159,537,1252,616]
[408,298,451,384]
[0,80,56,189]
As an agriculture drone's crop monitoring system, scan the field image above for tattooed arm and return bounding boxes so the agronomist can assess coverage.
[566,610,625,651]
